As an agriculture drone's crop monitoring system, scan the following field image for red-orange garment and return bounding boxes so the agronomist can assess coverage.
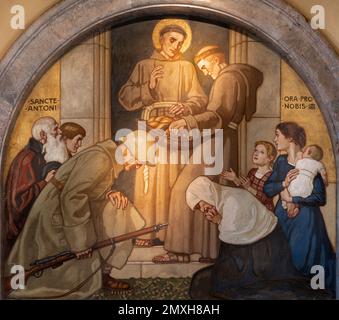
[247,168,274,212]
[5,138,47,247]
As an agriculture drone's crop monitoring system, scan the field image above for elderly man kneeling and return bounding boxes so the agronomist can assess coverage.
[6,132,151,299]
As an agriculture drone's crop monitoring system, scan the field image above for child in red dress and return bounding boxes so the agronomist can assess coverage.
[221,141,277,212]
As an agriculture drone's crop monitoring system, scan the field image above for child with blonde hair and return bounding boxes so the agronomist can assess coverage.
[221,140,277,211]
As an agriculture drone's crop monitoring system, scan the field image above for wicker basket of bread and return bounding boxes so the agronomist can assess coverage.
[141,102,177,133]
[141,102,194,150]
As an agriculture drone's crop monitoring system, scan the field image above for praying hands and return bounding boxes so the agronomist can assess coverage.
[195,200,221,224]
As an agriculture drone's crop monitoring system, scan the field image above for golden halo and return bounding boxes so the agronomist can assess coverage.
[152,19,192,54]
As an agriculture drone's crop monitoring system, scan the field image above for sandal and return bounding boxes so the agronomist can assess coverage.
[199,257,216,263]
[152,252,190,264]
[102,274,131,291]
[133,237,164,247]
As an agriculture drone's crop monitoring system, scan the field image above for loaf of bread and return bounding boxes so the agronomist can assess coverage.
[147,116,174,130]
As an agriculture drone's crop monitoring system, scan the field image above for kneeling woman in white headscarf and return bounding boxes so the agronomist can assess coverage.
[186,176,309,299]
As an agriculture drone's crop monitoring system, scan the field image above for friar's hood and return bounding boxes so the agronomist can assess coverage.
[95,139,124,178]
[223,64,264,121]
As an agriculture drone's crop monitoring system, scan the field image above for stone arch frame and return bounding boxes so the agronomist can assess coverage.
[0,0,338,298]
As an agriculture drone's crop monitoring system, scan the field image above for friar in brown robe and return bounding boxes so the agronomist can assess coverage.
[118,21,207,242]
[6,139,145,299]
[154,46,263,262]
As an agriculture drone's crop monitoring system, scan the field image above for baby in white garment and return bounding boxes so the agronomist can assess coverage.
[283,144,328,215]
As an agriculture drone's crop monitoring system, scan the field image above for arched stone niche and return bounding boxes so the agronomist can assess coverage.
[0,0,338,298]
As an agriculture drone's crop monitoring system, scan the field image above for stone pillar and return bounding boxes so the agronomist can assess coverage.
[229,28,281,174]
[245,36,281,172]
[228,28,248,175]
[60,30,112,149]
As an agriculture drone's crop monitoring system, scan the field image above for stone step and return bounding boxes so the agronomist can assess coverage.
[128,246,166,262]
[110,261,211,279]
[111,246,211,279]
[128,246,201,262]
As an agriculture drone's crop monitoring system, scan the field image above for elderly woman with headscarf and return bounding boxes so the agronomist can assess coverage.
[186,176,318,299]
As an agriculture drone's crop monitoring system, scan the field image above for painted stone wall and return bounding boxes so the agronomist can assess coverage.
[281,61,337,247]
[3,62,61,178]
[61,31,112,148]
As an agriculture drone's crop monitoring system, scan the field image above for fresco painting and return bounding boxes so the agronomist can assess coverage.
[1,16,337,300]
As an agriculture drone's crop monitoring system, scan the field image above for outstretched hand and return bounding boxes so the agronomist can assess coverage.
[239,176,251,189]
[220,168,237,181]
[220,168,241,186]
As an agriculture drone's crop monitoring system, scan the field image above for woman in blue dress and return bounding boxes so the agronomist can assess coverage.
[264,122,335,293]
